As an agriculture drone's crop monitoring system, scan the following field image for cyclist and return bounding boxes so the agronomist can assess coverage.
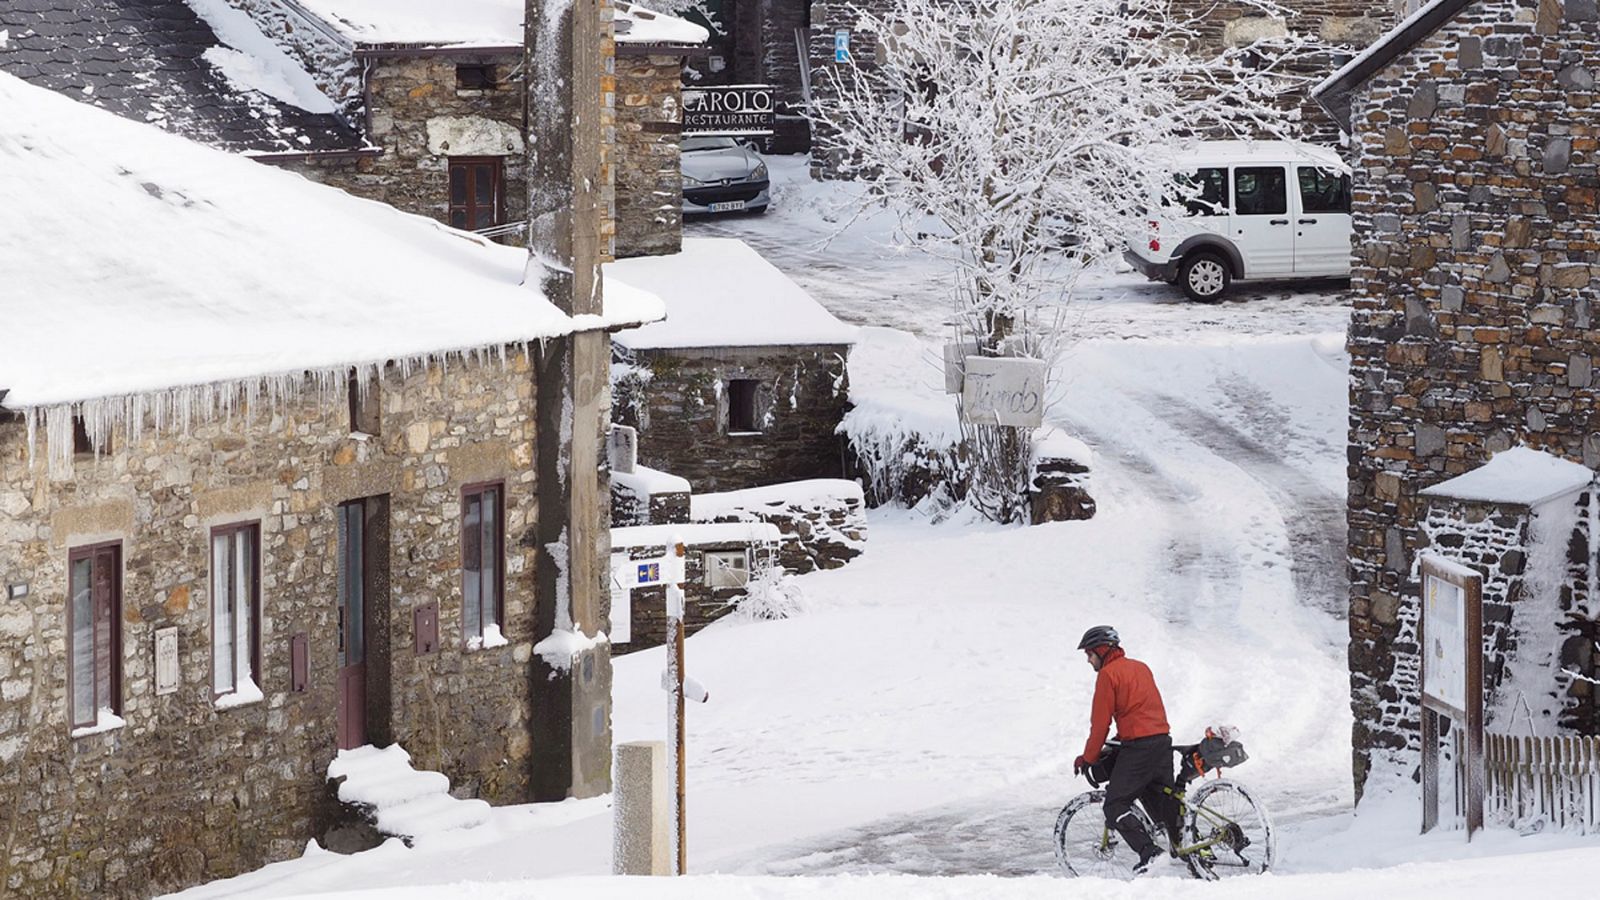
[1072,625,1179,875]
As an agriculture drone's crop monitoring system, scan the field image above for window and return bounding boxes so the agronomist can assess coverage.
[449,158,505,231]
[703,549,750,589]
[462,484,505,648]
[68,543,122,731]
[1232,166,1287,216]
[348,369,381,436]
[1174,167,1228,217]
[211,524,261,702]
[1298,167,1352,214]
[727,379,760,433]
[456,64,497,90]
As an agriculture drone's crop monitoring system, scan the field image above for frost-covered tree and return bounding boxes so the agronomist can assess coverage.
[814,0,1314,522]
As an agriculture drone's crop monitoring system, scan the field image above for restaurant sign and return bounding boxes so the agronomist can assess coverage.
[683,84,775,136]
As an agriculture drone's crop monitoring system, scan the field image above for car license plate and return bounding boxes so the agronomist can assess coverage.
[708,200,746,212]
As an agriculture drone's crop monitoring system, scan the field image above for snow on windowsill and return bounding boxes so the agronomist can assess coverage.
[71,709,126,739]
[215,677,266,710]
[727,431,764,438]
[467,623,510,651]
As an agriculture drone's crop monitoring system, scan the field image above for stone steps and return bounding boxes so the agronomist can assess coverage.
[326,744,491,845]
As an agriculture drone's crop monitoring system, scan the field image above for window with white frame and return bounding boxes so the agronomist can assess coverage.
[211,523,262,703]
[463,483,505,648]
[703,549,751,589]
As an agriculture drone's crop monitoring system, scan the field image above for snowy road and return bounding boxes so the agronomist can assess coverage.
[674,157,1356,877]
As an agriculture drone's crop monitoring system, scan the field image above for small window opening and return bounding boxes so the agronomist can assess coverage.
[348,369,381,436]
[727,379,760,433]
[456,64,497,90]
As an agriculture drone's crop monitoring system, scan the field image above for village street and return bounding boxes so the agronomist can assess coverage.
[162,154,1600,900]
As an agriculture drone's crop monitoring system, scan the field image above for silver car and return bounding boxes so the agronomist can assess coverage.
[681,136,770,215]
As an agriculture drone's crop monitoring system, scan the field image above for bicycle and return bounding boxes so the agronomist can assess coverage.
[1053,728,1275,880]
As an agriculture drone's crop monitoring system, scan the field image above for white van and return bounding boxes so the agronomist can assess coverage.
[1123,141,1353,302]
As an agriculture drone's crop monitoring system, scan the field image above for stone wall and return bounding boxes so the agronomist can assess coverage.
[612,541,767,652]
[614,50,687,258]
[1344,0,1600,795]
[0,353,548,896]
[690,479,866,573]
[612,344,851,493]
[806,0,1399,176]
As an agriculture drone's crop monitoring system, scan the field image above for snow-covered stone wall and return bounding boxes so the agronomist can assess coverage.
[0,353,548,895]
[1344,0,1600,797]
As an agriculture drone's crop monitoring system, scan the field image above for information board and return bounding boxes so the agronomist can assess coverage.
[1422,572,1466,713]
[959,356,1047,428]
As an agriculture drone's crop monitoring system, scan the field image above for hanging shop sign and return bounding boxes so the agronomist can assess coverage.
[960,356,1047,428]
[682,84,775,136]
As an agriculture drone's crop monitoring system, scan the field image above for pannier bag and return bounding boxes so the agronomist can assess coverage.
[1085,744,1119,788]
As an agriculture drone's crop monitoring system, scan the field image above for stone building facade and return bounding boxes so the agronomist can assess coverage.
[228,0,704,259]
[0,355,578,895]
[1315,0,1600,796]
[715,0,810,152]
[613,344,853,492]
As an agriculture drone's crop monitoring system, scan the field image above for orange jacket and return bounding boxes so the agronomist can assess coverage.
[1082,649,1170,763]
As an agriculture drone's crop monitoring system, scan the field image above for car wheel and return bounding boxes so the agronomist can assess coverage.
[1179,251,1231,303]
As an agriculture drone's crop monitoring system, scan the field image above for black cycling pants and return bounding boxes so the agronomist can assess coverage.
[1103,733,1177,856]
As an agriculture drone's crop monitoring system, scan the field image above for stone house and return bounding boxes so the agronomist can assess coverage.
[0,0,707,260]
[1314,0,1600,797]
[225,0,709,258]
[0,73,658,896]
[608,237,858,493]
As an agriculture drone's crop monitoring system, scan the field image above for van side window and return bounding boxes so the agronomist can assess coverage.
[1175,167,1228,216]
[1233,166,1287,216]
[1298,167,1351,214]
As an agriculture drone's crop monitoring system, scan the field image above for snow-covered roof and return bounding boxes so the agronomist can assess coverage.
[607,239,859,351]
[1420,446,1594,508]
[0,72,664,410]
[1159,140,1348,172]
[291,0,706,48]
[615,2,710,45]
[0,0,362,155]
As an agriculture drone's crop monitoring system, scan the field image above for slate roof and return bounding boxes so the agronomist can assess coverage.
[0,0,364,155]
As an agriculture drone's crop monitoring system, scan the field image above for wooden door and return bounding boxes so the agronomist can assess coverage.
[337,500,367,750]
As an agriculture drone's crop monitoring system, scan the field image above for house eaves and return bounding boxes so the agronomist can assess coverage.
[1312,0,1479,132]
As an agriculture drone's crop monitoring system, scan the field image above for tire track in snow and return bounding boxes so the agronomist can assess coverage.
[1125,390,1347,622]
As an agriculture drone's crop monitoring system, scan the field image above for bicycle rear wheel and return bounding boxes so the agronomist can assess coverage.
[1054,790,1155,880]
[1182,779,1275,879]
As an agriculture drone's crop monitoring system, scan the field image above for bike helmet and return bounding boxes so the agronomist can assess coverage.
[1076,625,1120,651]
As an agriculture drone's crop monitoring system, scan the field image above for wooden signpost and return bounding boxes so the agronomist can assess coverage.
[1419,554,1484,839]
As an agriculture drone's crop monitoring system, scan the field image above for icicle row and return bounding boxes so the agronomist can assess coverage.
[16,342,537,474]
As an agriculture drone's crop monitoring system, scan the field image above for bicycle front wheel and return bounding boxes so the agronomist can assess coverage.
[1182,779,1275,879]
[1054,790,1154,880]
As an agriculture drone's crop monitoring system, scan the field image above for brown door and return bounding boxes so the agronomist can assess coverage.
[337,500,367,750]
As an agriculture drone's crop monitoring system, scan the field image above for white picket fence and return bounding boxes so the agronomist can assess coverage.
[1484,734,1600,833]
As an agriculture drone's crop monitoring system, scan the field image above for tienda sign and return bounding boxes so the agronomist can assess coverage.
[682,84,775,136]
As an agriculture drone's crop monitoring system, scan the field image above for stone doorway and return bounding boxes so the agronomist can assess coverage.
[336,495,391,750]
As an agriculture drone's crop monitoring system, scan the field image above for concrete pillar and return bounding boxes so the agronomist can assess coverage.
[612,741,671,875]
[527,0,614,801]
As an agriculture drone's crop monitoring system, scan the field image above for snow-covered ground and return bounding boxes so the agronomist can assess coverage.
[168,156,1600,898]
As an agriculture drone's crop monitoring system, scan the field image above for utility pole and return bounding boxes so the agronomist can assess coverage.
[526,0,613,801]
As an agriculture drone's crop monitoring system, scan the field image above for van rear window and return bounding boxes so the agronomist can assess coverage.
[1171,167,1228,216]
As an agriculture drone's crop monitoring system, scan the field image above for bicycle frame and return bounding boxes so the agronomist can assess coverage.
[1090,785,1240,860]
